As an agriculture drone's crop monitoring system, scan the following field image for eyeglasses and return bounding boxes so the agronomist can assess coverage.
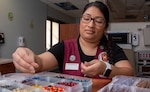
[81,15,105,26]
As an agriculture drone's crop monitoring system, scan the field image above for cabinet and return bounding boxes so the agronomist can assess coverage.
[136,50,150,77]
[0,59,15,74]
[123,49,136,74]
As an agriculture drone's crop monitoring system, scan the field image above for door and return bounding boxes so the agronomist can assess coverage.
[60,24,79,41]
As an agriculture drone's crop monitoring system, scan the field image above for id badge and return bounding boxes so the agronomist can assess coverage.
[65,63,79,70]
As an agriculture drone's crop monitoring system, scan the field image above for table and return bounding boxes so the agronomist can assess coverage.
[92,78,112,92]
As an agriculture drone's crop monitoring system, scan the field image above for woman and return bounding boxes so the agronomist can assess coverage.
[12,1,134,78]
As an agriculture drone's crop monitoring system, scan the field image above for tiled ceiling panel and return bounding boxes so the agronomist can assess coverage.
[54,2,79,10]
[41,0,150,22]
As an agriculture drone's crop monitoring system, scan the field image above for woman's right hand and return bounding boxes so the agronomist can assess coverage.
[12,47,39,73]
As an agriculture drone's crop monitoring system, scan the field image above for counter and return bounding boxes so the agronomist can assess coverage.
[0,58,15,74]
[92,78,111,92]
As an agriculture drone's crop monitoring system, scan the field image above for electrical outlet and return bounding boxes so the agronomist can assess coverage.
[0,33,5,44]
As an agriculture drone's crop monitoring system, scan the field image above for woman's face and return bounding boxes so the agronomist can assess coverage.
[80,6,106,42]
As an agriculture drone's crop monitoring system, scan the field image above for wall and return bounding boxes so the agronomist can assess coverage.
[0,0,76,58]
[109,22,150,51]
[47,7,76,23]
[0,0,46,58]
[108,22,150,74]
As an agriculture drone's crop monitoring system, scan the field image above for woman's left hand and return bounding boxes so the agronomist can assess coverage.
[81,59,106,77]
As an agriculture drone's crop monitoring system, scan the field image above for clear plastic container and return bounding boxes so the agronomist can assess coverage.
[1,72,94,92]
[98,75,150,92]
[55,79,84,92]
[43,83,72,92]
[35,72,92,92]
[37,72,74,80]
[0,88,12,92]
[36,72,60,77]
[0,80,38,92]
[21,79,50,87]
[69,75,92,92]
[2,73,33,82]
[38,72,92,92]
[30,75,63,83]
[20,79,50,92]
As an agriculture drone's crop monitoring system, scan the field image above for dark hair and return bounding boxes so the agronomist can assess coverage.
[82,1,109,28]
[82,1,114,64]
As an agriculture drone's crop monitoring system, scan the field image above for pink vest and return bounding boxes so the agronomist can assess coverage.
[63,39,109,79]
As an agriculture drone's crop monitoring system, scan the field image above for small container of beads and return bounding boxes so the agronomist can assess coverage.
[35,72,60,77]
[36,72,73,80]
[55,79,84,92]
[43,83,71,92]
[0,80,35,92]
[2,73,33,82]
[0,88,12,92]
[98,75,150,92]
[33,72,92,92]
[69,75,92,92]
[30,75,63,83]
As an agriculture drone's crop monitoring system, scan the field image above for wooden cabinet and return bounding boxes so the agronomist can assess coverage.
[60,24,79,41]
[0,59,15,74]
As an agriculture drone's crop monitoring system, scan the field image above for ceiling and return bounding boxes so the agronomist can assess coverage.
[41,0,150,22]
